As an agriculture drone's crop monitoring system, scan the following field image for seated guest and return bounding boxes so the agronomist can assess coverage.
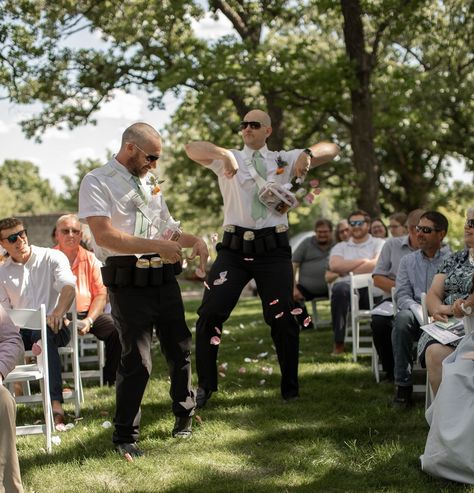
[392,211,450,407]
[0,305,24,493]
[370,218,388,239]
[422,207,474,396]
[292,218,334,330]
[54,214,121,386]
[371,209,425,380]
[388,212,408,238]
[335,219,351,243]
[328,210,385,354]
[0,218,75,426]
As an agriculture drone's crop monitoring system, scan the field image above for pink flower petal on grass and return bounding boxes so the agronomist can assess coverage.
[275,311,284,319]
[210,336,221,345]
[218,372,226,378]
[303,316,312,327]
[291,308,303,315]
[238,367,246,374]
[269,299,279,306]
[310,179,320,188]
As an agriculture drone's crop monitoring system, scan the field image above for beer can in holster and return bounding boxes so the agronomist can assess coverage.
[150,257,163,286]
[134,258,150,287]
[243,230,255,254]
[222,225,235,248]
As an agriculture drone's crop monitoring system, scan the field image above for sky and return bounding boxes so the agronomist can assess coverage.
[0,9,471,194]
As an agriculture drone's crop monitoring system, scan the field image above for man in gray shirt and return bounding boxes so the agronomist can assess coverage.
[292,218,334,329]
[392,211,450,407]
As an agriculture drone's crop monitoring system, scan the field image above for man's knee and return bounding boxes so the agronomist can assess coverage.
[0,385,16,417]
[393,310,415,334]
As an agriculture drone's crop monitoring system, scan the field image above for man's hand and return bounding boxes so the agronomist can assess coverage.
[154,240,183,264]
[187,238,209,274]
[293,153,311,178]
[47,310,65,333]
[293,286,304,301]
[452,298,466,318]
[78,318,92,336]
[223,151,239,179]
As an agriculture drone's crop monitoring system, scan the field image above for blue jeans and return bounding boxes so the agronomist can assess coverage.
[391,310,421,386]
[21,324,71,402]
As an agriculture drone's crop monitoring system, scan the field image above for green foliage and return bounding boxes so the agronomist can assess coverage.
[0,159,60,215]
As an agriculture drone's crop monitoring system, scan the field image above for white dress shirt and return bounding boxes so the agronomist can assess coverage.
[0,245,76,314]
[78,157,174,262]
[209,144,303,229]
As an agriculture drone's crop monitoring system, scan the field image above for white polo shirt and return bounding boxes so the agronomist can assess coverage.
[78,157,174,262]
[209,144,303,229]
[0,245,76,314]
[330,235,385,282]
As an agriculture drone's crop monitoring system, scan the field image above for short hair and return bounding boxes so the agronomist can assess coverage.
[370,217,388,236]
[348,209,371,224]
[420,211,449,233]
[0,217,23,235]
[406,209,426,228]
[56,214,80,228]
[121,122,161,148]
[314,218,333,231]
[389,212,408,226]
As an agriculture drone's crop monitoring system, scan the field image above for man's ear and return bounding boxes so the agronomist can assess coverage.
[265,126,272,139]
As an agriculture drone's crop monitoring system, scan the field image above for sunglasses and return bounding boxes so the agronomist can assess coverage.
[60,228,81,235]
[349,220,366,227]
[133,143,160,163]
[415,225,441,234]
[1,229,27,244]
[465,219,474,229]
[239,121,264,130]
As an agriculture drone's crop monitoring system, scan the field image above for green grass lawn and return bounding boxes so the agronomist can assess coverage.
[16,297,473,493]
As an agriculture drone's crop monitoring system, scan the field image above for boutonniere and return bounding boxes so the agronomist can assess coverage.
[146,175,165,195]
[275,155,288,175]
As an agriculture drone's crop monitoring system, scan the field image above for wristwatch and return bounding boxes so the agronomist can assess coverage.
[86,317,94,328]
[303,148,314,159]
[461,303,473,316]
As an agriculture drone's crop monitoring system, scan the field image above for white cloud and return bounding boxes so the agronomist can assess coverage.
[68,147,101,163]
[0,120,9,133]
[42,126,71,140]
[96,90,143,120]
[191,12,234,40]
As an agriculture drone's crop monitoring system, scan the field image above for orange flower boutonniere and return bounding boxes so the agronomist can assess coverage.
[147,175,165,195]
[276,156,288,175]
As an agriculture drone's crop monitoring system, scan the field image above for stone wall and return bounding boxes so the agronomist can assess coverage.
[18,212,72,247]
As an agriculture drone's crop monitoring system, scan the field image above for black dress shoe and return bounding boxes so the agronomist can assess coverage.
[392,385,413,408]
[172,416,192,438]
[196,387,212,409]
[115,442,144,458]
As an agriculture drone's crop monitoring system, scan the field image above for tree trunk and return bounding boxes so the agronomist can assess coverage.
[340,0,380,216]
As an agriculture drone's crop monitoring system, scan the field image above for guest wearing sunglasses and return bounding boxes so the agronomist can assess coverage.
[54,214,121,386]
[328,210,385,355]
[185,108,339,407]
[392,211,450,407]
[79,123,208,459]
[420,208,474,397]
[0,217,76,427]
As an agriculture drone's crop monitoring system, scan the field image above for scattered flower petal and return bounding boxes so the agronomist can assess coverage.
[102,420,112,429]
[223,329,230,335]
[244,357,252,363]
[182,259,188,269]
[55,423,67,432]
[244,257,254,261]
[218,362,228,371]
[269,299,279,305]
[194,415,203,425]
[52,436,61,446]
[124,453,134,463]
[257,352,268,359]
[203,281,210,290]
[238,367,246,374]
[262,366,273,375]
[259,379,266,386]
[239,323,245,329]
[65,423,75,430]
[218,372,226,378]
[210,336,221,346]
[291,308,303,315]
[303,316,312,327]
[213,278,227,286]
[258,339,264,344]
[214,326,222,335]
[275,311,284,319]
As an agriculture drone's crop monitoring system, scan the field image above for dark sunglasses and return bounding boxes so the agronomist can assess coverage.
[349,220,366,227]
[415,225,441,234]
[60,228,81,235]
[465,219,474,229]
[2,229,27,244]
[133,143,160,163]
[239,121,263,130]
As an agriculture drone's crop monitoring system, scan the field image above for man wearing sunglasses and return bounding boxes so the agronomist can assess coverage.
[328,210,385,355]
[79,122,209,459]
[54,214,121,386]
[185,108,339,407]
[0,217,76,427]
[392,211,450,407]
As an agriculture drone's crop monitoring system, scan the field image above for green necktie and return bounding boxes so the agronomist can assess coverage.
[131,176,149,237]
[251,151,268,220]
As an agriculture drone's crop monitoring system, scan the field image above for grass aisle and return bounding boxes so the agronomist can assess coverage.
[17,297,471,493]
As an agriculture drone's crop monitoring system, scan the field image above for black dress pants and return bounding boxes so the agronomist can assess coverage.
[196,245,300,400]
[371,313,395,376]
[108,278,194,444]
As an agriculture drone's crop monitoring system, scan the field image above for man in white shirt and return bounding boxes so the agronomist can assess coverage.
[328,210,385,354]
[185,108,339,406]
[0,217,76,427]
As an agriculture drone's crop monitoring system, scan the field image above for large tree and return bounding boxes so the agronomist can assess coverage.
[0,0,472,220]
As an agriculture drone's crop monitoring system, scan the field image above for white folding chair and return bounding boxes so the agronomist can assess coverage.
[347,273,375,362]
[367,278,388,382]
[310,295,331,329]
[418,293,433,408]
[4,305,53,453]
[77,333,105,386]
